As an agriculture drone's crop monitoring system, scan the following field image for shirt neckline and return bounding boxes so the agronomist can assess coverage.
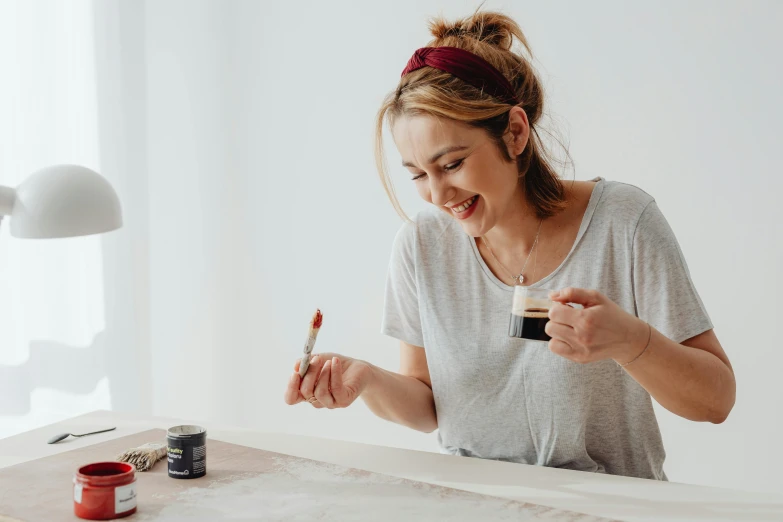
[468,177,606,292]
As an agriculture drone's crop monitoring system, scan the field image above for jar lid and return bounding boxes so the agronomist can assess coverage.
[75,461,135,487]
[167,425,207,440]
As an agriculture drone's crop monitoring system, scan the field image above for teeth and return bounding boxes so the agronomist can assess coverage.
[453,196,476,213]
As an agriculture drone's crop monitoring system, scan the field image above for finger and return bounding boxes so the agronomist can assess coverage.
[545,320,577,344]
[294,359,301,372]
[330,357,350,405]
[548,302,580,327]
[549,287,603,307]
[307,397,324,409]
[314,360,336,408]
[300,355,326,399]
[284,373,304,405]
[548,338,574,359]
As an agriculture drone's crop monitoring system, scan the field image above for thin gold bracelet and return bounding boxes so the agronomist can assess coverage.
[618,322,652,367]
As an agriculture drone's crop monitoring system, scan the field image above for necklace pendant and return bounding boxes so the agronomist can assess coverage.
[517,274,525,284]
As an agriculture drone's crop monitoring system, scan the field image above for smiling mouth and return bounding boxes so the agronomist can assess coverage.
[451,195,478,214]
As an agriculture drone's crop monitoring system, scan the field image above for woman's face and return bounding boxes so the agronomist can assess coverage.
[391,109,528,238]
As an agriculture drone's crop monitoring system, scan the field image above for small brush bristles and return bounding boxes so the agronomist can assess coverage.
[115,448,155,471]
[114,443,167,472]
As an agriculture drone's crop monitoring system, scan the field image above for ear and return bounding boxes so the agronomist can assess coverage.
[503,107,530,157]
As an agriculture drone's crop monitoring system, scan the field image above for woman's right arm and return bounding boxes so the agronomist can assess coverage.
[361,341,437,433]
[284,341,437,433]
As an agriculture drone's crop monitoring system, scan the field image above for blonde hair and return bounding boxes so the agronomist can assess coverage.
[375,9,571,220]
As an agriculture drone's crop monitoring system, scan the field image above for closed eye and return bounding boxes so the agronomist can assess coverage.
[444,159,464,171]
[410,159,463,181]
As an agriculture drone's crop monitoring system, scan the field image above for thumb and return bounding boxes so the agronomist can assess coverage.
[549,287,603,307]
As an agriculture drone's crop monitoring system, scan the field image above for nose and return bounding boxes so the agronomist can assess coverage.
[428,175,456,208]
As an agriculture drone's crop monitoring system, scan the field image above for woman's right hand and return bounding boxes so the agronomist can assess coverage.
[284,353,373,409]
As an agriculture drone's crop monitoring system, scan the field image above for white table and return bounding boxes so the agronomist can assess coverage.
[0,410,779,521]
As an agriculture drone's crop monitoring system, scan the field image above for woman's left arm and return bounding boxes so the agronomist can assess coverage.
[546,287,736,424]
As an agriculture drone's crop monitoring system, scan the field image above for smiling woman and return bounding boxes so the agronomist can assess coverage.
[284,8,736,481]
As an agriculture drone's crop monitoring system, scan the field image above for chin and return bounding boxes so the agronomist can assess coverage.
[455,220,486,238]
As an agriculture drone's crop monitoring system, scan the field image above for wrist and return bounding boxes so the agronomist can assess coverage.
[359,361,381,397]
[614,317,650,364]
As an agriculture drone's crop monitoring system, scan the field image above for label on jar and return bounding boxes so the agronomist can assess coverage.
[115,482,137,514]
[74,483,83,503]
[168,443,206,478]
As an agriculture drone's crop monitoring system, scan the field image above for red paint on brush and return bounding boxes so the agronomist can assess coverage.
[312,309,323,329]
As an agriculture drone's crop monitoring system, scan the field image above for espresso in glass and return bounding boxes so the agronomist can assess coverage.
[508,287,553,341]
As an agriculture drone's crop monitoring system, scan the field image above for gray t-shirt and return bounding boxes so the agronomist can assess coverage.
[381,178,713,480]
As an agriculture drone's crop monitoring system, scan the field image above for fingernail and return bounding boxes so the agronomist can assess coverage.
[332,357,338,365]
[311,355,319,364]
[549,291,560,298]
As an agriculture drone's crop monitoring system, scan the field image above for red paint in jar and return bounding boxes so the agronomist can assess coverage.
[73,461,137,520]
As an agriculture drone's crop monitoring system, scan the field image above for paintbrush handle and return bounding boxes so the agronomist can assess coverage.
[299,334,318,377]
[142,442,168,458]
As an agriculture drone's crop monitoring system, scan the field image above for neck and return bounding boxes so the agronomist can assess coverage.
[483,187,541,255]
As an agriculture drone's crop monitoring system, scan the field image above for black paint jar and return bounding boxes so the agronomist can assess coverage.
[167,425,206,479]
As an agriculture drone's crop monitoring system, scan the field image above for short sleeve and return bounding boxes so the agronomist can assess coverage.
[381,221,425,347]
[632,201,713,343]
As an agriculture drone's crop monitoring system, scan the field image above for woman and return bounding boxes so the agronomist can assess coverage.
[284,11,735,480]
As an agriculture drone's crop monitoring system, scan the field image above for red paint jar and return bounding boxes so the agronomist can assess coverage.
[73,461,137,520]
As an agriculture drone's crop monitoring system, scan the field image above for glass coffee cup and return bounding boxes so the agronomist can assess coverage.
[508,286,553,341]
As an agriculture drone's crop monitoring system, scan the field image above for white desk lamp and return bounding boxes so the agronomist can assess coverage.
[0,164,122,238]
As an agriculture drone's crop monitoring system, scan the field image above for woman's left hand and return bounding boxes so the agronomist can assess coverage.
[545,287,649,364]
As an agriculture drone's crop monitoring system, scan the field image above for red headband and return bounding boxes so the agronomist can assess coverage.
[400,46,519,105]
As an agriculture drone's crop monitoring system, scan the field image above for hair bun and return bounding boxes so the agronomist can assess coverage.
[428,11,519,51]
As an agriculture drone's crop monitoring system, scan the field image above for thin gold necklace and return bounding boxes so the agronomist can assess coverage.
[481,219,543,285]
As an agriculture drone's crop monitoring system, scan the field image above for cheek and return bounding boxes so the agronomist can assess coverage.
[464,164,507,199]
[479,173,517,210]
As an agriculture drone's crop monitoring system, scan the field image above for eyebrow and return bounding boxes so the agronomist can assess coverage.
[401,145,469,168]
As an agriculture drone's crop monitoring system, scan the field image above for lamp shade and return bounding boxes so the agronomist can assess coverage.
[0,164,123,239]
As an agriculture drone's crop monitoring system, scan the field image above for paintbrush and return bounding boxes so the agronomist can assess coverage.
[114,442,167,472]
[299,309,323,378]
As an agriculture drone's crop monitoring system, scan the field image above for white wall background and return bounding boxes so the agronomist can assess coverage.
[1,0,781,495]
